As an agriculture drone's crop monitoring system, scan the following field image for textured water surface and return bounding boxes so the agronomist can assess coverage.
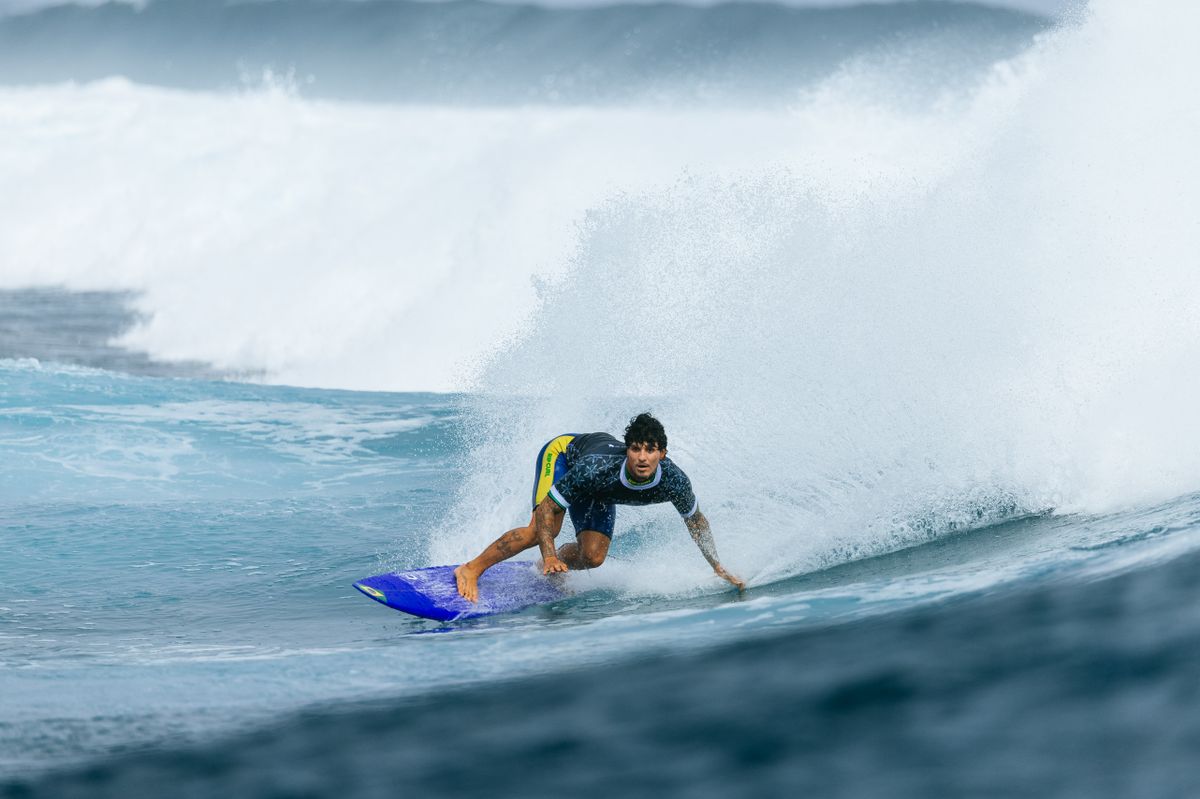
[3,356,1200,797]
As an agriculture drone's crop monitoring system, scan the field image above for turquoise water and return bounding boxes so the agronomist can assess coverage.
[4,356,1200,784]
[0,359,456,768]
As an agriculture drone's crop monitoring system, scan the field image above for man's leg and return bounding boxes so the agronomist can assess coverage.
[557,530,611,569]
[556,501,614,569]
[456,436,574,602]
[454,508,565,602]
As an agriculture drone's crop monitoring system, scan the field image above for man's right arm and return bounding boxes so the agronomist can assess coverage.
[685,510,745,592]
[534,496,568,574]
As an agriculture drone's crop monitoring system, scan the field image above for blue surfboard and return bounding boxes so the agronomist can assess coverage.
[354,562,569,621]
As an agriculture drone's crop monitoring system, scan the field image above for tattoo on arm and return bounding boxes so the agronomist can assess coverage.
[685,511,719,567]
[534,498,564,560]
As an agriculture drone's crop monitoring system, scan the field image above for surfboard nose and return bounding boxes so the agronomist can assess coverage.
[354,582,388,603]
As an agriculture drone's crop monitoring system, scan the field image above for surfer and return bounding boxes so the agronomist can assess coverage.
[454,412,745,602]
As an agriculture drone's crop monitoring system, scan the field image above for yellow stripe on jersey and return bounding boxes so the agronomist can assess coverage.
[534,434,575,507]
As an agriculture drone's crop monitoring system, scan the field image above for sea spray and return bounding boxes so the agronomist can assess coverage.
[445,0,1200,586]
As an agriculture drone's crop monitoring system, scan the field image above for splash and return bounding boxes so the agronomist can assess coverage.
[0,76,997,391]
[443,0,1200,586]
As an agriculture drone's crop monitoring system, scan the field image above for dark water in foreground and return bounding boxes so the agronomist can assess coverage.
[5,501,1199,799]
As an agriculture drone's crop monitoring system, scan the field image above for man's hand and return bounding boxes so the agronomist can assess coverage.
[542,555,569,575]
[714,564,746,592]
[685,511,744,592]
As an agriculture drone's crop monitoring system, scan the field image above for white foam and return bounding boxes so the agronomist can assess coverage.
[1,73,999,392]
[440,0,1200,581]
[3,0,1196,580]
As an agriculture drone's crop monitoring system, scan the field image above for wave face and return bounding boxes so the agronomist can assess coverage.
[0,0,1045,104]
[434,0,1200,588]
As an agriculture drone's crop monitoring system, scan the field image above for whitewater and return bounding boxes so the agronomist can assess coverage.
[2,0,1200,795]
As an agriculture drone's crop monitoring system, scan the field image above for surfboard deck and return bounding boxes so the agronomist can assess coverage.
[354,561,569,621]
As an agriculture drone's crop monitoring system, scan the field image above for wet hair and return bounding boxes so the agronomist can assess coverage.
[624,412,667,451]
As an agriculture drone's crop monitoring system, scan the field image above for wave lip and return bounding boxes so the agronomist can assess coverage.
[0,0,1049,104]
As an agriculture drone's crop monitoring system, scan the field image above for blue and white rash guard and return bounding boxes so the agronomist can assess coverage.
[548,433,699,519]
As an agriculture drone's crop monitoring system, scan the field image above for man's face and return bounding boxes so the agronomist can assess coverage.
[625,441,666,481]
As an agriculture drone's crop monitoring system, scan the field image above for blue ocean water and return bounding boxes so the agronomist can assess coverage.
[3,351,1200,796]
[3,0,1200,795]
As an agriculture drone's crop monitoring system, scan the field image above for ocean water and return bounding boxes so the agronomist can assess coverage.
[0,0,1044,105]
[3,0,1200,796]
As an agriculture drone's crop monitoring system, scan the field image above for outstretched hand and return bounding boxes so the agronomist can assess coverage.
[542,555,569,575]
[714,564,746,593]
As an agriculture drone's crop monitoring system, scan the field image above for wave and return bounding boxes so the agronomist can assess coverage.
[0,0,1047,104]
[0,356,457,502]
[1,0,1196,586]
[433,0,1200,583]
[0,79,1005,391]
[0,287,228,378]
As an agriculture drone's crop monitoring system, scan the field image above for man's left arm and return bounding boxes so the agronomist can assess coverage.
[685,511,746,592]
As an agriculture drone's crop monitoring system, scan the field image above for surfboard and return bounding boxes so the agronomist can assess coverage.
[354,561,569,621]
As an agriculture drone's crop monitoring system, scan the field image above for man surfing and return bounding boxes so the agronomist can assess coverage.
[454,412,745,602]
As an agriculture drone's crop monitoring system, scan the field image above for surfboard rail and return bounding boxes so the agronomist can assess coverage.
[354,561,568,621]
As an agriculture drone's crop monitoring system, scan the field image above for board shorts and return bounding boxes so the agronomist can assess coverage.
[531,434,617,538]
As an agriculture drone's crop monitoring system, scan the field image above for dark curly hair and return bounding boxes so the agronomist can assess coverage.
[623,412,668,451]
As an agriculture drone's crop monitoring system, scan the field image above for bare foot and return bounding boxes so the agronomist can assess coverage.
[454,563,481,603]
